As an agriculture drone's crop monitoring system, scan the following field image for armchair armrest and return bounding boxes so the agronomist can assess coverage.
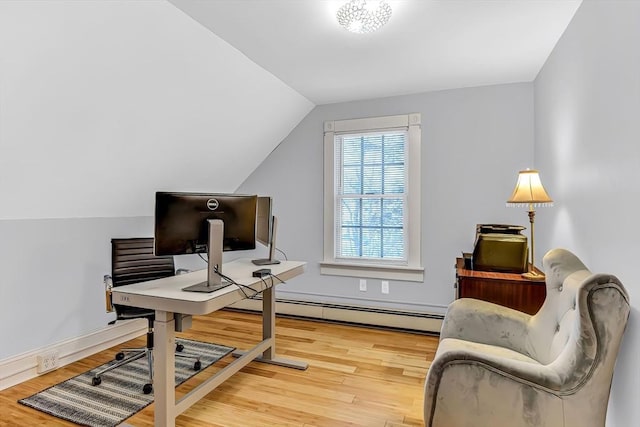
[440,298,533,357]
[424,339,566,427]
[427,338,564,398]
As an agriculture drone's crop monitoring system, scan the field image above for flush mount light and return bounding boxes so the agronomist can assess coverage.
[336,0,392,34]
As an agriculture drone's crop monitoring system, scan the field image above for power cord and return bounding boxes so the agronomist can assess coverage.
[276,247,288,261]
[268,272,286,285]
[199,254,286,298]
[249,276,272,299]
[213,265,256,298]
[248,273,285,301]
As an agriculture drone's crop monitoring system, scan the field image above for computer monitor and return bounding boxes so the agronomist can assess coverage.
[154,192,257,292]
[255,196,272,248]
[252,196,280,266]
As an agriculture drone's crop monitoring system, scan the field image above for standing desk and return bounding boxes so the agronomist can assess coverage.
[111,258,307,427]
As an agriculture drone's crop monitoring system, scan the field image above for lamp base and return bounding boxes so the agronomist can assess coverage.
[522,270,546,281]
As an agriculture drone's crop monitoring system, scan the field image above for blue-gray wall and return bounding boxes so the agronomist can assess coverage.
[535,1,640,425]
[0,218,151,358]
[239,83,534,314]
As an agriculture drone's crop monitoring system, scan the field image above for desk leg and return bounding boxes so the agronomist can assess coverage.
[153,311,176,427]
[232,286,307,370]
[262,285,276,360]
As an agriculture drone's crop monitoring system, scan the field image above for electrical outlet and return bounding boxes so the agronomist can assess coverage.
[37,350,59,373]
[381,280,389,294]
[359,279,367,291]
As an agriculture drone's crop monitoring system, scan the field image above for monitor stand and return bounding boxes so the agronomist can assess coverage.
[252,215,281,266]
[182,278,230,293]
[183,219,230,293]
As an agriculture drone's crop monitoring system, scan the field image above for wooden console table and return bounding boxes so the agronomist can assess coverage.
[455,258,546,315]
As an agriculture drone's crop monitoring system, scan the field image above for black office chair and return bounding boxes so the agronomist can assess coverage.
[92,238,201,394]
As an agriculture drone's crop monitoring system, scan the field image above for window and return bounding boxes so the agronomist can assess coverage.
[336,132,406,260]
[321,113,423,282]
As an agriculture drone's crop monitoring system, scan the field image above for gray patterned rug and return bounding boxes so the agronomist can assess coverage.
[18,339,234,427]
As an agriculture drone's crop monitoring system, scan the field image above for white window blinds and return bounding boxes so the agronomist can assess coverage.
[335,130,408,263]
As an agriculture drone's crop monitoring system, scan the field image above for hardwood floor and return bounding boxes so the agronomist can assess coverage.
[0,310,438,427]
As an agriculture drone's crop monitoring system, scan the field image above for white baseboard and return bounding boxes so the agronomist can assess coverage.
[0,319,147,391]
[231,298,444,333]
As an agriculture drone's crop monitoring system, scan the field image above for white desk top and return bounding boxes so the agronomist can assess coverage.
[111,258,305,316]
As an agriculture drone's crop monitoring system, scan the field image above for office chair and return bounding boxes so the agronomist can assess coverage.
[92,238,201,394]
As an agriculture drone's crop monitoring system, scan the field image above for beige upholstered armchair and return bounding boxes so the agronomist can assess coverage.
[424,248,630,427]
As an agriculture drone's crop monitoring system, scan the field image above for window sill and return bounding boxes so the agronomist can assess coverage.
[320,261,424,282]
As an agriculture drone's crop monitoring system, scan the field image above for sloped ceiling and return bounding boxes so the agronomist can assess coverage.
[168,0,582,104]
[0,0,313,220]
[0,0,581,219]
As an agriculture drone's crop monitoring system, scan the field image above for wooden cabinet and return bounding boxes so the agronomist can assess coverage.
[455,258,546,315]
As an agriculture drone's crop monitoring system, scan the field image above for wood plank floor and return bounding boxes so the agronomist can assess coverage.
[0,310,438,427]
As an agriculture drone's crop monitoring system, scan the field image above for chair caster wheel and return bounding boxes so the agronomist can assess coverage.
[176,343,184,352]
[92,376,102,386]
[194,361,201,371]
[115,352,125,361]
[143,383,153,394]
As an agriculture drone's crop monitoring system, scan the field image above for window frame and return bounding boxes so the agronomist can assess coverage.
[321,113,423,282]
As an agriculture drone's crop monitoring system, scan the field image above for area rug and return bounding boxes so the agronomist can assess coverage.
[18,339,234,427]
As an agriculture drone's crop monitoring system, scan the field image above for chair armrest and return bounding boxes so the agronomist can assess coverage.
[430,338,563,391]
[424,338,564,427]
[440,298,533,356]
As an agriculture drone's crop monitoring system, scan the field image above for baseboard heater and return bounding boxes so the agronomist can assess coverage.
[230,297,443,335]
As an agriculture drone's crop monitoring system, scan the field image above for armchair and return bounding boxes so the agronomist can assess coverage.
[92,238,201,394]
[424,248,630,427]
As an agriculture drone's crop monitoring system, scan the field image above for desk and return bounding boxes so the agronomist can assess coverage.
[111,258,307,427]
[455,258,546,315]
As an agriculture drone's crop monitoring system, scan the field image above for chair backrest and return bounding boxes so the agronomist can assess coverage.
[526,248,629,394]
[111,238,176,287]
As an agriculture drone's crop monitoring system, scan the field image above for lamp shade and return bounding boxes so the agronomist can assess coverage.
[507,169,553,207]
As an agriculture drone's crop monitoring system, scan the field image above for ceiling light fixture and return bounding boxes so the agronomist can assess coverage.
[337,0,392,34]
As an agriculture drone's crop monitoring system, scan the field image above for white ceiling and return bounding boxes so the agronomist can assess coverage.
[169,0,582,105]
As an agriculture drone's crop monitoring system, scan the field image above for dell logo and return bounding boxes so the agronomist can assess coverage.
[206,199,219,211]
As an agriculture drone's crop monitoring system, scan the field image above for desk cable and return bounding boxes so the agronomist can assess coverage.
[250,273,286,300]
[204,257,288,299]
[276,247,288,261]
[212,265,255,298]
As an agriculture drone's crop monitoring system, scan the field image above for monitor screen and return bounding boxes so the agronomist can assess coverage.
[154,192,257,256]
[255,196,272,247]
[252,196,280,266]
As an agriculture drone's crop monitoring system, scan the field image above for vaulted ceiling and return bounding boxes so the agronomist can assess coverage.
[169,0,582,104]
[0,0,581,219]
[0,0,314,219]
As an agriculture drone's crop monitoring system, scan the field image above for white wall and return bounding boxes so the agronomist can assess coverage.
[239,83,534,314]
[534,1,640,425]
[0,0,313,220]
[0,0,312,360]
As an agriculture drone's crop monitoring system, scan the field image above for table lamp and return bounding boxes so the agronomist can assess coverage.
[507,169,553,280]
